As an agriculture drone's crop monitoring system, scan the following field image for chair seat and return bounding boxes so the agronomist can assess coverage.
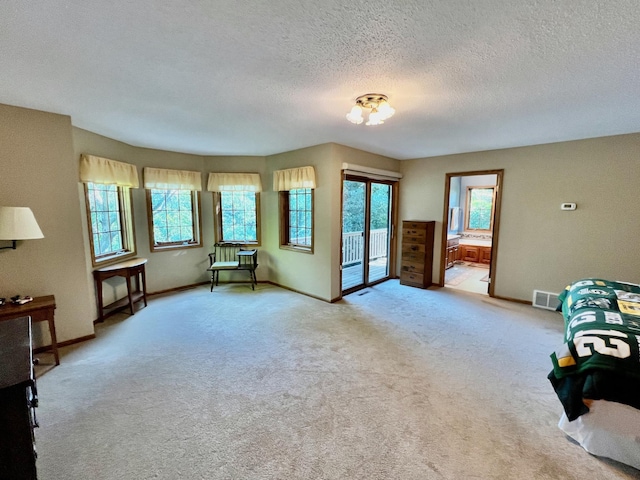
[207,244,258,291]
[207,261,238,270]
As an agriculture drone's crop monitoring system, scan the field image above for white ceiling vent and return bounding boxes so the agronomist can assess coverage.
[533,290,561,311]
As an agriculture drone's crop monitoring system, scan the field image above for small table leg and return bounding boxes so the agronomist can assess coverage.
[126,274,134,315]
[48,315,60,365]
[96,278,105,323]
[140,267,147,307]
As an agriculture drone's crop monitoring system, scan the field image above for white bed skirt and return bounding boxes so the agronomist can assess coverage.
[558,400,640,471]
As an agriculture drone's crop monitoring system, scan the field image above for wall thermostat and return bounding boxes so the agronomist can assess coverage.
[561,203,577,211]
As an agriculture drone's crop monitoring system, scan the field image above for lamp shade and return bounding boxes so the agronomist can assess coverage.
[0,207,44,240]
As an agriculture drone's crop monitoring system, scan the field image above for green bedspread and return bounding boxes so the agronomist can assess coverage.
[548,278,640,420]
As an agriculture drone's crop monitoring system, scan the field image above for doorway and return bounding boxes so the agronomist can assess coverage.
[341,175,396,295]
[440,170,503,297]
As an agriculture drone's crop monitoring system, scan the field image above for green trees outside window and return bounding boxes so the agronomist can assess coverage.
[85,182,136,263]
[288,188,312,246]
[150,189,196,243]
[466,187,494,231]
[219,191,258,243]
[342,181,390,233]
[147,188,201,250]
[88,183,124,256]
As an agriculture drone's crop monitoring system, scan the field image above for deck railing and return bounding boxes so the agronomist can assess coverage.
[342,229,388,265]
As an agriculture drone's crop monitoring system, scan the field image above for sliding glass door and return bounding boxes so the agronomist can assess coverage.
[341,175,394,294]
[368,182,391,283]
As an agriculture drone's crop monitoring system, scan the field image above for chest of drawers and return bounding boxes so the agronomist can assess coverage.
[400,220,435,288]
[0,316,38,480]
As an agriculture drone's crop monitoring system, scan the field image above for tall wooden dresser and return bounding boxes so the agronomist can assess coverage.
[400,220,435,288]
[0,316,38,480]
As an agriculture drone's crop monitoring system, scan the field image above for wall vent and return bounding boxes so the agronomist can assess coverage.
[532,290,561,311]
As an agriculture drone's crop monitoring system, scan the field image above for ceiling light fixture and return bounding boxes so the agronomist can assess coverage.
[346,94,395,126]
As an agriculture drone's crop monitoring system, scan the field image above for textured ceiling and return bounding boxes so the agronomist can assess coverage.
[1,0,639,160]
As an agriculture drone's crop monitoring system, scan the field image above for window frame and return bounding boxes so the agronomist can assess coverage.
[464,185,496,232]
[279,187,314,253]
[145,188,203,252]
[213,191,261,246]
[84,182,137,266]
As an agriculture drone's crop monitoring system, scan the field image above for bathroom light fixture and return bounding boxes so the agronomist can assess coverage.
[0,206,45,250]
[346,94,395,126]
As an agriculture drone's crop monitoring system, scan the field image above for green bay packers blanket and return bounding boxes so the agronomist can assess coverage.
[548,278,640,420]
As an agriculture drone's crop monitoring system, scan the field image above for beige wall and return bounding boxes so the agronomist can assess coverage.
[400,133,640,301]
[331,144,401,298]
[0,104,95,346]
[73,128,268,308]
[73,128,210,309]
[203,155,267,283]
[263,144,336,301]
[4,101,638,344]
[262,143,399,301]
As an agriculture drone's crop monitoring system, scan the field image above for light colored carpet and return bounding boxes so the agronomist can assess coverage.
[34,281,639,479]
[443,265,475,286]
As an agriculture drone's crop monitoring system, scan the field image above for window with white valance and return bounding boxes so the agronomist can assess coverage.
[208,172,262,245]
[79,154,140,187]
[207,172,262,192]
[143,167,202,191]
[79,154,138,265]
[273,166,316,191]
[143,167,202,251]
[274,166,315,253]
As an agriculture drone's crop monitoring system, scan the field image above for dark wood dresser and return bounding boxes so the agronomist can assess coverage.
[400,220,435,288]
[0,315,38,480]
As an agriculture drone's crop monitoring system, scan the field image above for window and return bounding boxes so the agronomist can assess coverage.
[280,188,313,251]
[273,165,316,253]
[465,186,495,231]
[85,182,136,264]
[80,154,139,265]
[214,191,260,244]
[146,188,202,251]
[207,172,263,245]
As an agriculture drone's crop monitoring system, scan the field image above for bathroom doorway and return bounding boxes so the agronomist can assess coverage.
[440,170,503,296]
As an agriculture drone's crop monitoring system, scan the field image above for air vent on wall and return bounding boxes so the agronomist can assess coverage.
[533,290,561,311]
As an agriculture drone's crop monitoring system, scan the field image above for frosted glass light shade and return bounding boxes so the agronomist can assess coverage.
[0,207,44,240]
[346,105,364,124]
[366,109,384,126]
[347,94,394,126]
[377,101,395,120]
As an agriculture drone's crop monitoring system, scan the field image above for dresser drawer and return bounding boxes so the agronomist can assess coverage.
[401,263,425,274]
[402,251,425,263]
[403,222,427,230]
[402,235,426,244]
[400,271,424,285]
[402,228,426,239]
[402,243,425,254]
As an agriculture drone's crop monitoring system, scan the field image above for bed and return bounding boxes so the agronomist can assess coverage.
[548,278,640,470]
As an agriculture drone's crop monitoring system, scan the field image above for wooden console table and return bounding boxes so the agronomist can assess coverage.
[93,258,148,323]
[0,295,59,366]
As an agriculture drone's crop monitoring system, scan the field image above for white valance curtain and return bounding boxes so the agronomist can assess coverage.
[341,162,402,181]
[273,166,316,191]
[143,167,202,191]
[207,173,262,192]
[79,154,139,187]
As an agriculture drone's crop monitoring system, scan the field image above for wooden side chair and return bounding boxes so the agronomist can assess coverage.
[207,243,258,291]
